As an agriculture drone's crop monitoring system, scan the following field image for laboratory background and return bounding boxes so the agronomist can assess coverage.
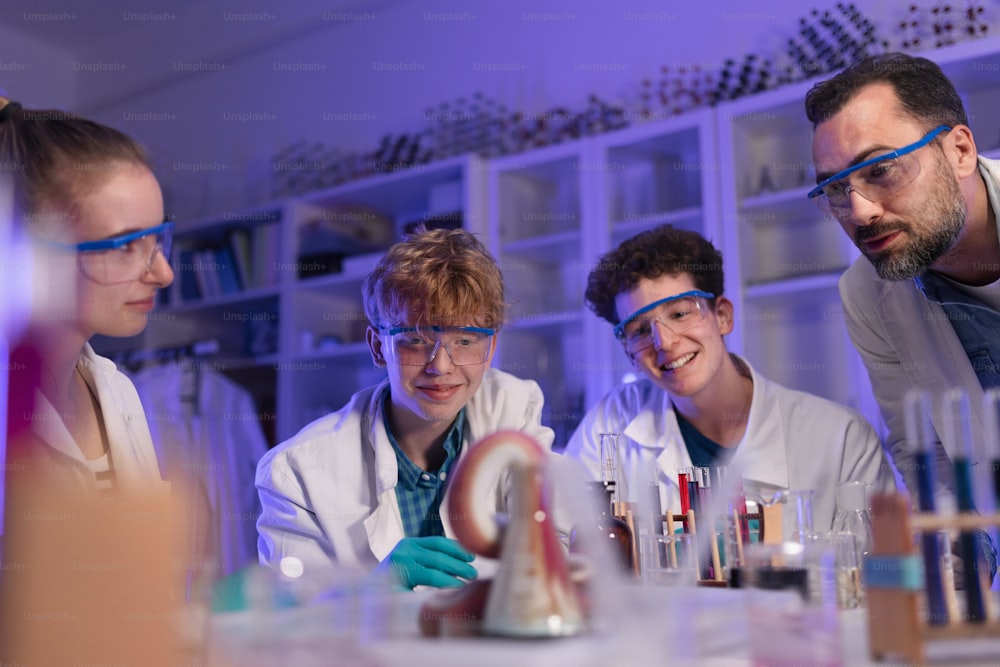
[3,0,1000,664]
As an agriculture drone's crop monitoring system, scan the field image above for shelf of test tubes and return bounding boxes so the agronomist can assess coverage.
[866,388,1000,666]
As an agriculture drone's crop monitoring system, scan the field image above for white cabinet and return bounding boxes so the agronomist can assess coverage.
[714,79,877,425]
[488,141,591,448]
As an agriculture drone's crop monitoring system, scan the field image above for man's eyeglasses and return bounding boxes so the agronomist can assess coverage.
[613,290,714,355]
[62,222,174,284]
[380,325,495,366]
[807,125,951,218]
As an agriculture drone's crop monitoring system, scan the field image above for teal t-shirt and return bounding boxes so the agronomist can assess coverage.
[675,408,732,469]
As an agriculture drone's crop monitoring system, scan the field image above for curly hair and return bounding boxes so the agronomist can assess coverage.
[363,226,506,330]
[804,53,968,130]
[585,225,724,326]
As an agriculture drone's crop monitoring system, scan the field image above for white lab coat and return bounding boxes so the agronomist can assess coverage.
[839,156,1000,516]
[133,363,269,577]
[563,356,896,538]
[255,369,555,582]
[26,343,167,496]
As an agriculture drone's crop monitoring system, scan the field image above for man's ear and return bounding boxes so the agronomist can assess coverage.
[948,124,979,180]
[714,297,735,335]
[366,325,386,368]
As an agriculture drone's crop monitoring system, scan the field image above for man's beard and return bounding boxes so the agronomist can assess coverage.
[860,158,966,281]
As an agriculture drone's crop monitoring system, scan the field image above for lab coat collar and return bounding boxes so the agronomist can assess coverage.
[32,390,90,466]
[363,380,406,562]
[623,355,789,490]
[365,380,398,496]
[623,387,692,483]
[78,344,160,493]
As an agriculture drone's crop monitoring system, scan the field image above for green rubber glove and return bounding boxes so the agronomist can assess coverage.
[377,536,478,590]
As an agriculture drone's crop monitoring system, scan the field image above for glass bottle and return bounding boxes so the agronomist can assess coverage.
[569,481,635,575]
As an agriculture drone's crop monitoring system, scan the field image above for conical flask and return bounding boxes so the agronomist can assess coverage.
[482,462,584,638]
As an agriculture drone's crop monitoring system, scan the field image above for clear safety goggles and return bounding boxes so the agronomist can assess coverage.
[807,125,950,219]
[60,221,174,284]
[613,290,713,355]
[380,325,495,366]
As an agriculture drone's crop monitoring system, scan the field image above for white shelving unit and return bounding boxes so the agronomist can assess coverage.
[93,35,1000,449]
[487,140,592,447]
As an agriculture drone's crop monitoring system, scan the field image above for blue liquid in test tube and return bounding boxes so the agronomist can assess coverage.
[944,388,986,622]
[904,389,948,626]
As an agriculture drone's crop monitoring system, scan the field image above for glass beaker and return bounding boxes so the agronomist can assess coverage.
[758,489,816,543]
[786,489,815,542]
[744,539,842,667]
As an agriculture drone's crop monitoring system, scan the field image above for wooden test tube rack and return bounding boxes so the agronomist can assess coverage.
[867,493,1000,665]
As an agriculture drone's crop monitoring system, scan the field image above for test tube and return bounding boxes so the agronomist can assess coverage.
[599,433,621,508]
[942,388,987,622]
[903,388,948,626]
[687,468,700,515]
[786,489,815,543]
[698,467,713,516]
[735,477,750,547]
[648,464,664,537]
[984,388,1000,509]
[678,470,691,515]
[696,468,716,579]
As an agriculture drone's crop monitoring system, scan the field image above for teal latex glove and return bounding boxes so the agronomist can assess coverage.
[378,536,478,590]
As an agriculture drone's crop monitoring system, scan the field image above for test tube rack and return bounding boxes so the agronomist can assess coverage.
[866,493,1000,665]
[611,499,777,585]
[669,509,727,587]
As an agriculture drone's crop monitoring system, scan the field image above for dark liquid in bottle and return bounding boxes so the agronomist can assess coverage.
[569,481,635,574]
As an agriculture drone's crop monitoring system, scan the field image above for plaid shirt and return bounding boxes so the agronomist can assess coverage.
[382,390,465,538]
